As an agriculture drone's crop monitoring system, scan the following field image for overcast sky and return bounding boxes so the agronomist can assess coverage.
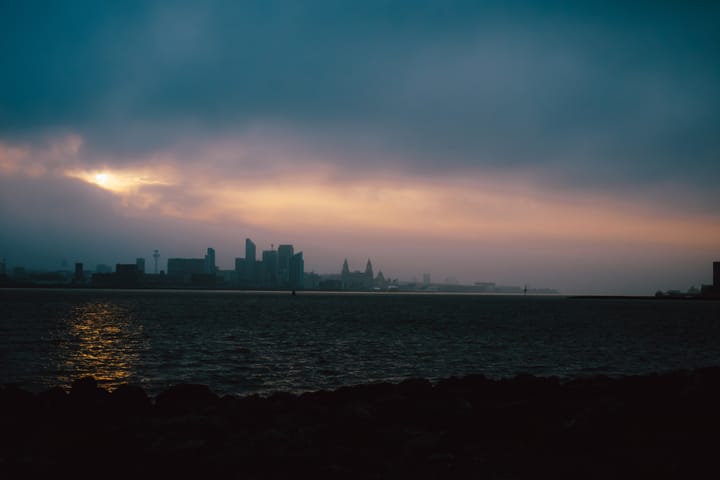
[1,0,719,294]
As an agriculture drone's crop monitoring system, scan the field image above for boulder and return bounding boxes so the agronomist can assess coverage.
[111,384,151,416]
[154,384,219,415]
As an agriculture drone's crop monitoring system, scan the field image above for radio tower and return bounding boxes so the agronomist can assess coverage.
[153,249,160,274]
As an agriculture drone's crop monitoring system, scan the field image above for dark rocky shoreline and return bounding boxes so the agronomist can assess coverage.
[3,369,720,479]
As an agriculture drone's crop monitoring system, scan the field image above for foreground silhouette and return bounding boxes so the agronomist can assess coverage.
[2,369,720,479]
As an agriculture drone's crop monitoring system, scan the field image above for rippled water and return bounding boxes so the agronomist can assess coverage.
[1,289,720,396]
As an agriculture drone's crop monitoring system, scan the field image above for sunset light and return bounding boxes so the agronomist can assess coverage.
[94,172,109,186]
[3,3,720,476]
[1,0,718,295]
[65,166,172,196]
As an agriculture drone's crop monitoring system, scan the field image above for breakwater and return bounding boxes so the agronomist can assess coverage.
[2,368,719,479]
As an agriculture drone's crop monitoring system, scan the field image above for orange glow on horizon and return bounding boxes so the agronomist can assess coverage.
[58,161,720,250]
[4,134,718,251]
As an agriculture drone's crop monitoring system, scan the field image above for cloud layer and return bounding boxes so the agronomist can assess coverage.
[1,1,719,293]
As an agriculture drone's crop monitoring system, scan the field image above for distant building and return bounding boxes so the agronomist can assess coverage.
[261,249,279,288]
[341,259,350,281]
[246,239,256,262]
[167,258,205,284]
[423,273,431,285]
[136,258,145,274]
[168,258,205,276]
[278,244,294,287]
[319,277,343,290]
[365,259,373,283]
[204,248,216,274]
[245,239,257,286]
[375,271,387,289]
[702,260,720,296]
[341,258,376,290]
[304,271,320,289]
[74,263,84,282]
[289,251,304,289]
[115,264,140,285]
[92,263,140,287]
[217,269,234,285]
[234,257,246,286]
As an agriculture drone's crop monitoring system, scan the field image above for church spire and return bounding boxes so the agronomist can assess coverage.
[365,259,373,279]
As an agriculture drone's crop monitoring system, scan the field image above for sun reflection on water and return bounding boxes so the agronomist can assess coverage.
[58,301,144,391]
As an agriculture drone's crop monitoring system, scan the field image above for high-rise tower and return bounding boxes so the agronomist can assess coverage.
[245,239,257,285]
[152,250,160,274]
[290,251,304,289]
[262,249,279,288]
[204,248,216,274]
[278,244,294,286]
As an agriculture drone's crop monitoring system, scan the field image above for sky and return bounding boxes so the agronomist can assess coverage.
[1,0,719,294]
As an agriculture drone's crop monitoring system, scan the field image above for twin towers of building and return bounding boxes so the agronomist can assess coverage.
[341,258,387,290]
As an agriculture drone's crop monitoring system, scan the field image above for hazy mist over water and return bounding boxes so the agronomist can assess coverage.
[2,289,719,396]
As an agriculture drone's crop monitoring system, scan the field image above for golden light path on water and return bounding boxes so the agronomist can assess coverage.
[58,301,144,391]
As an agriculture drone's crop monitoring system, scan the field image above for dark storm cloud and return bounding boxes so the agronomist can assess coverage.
[1,1,719,195]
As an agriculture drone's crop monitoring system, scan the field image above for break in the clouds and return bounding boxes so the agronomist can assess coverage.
[1,0,719,293]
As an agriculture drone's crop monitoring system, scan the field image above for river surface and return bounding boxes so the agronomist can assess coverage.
[2,289,719,396]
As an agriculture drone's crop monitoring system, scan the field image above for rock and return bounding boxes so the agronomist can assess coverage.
[154,384,219,415]
[397,378,433,397]
[5,367,720,478]
[111,384,151,416]
[0,385,37,416]
[69,376,111,412]
[36,386,68,412]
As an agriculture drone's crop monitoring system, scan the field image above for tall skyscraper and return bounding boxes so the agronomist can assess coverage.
[245,239,256,286]
[290,251,304,289]
[714,261,720,288]
[261,249,279,288]
[245,238,256,262]
[136,258,146,274]
[204,248,216,274]
[278,244,294,286]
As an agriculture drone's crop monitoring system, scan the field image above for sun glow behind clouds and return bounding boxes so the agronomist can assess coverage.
[67,168,171,194]
[6,132,718,267]
[95,173,109,185]
[57,149,720,251]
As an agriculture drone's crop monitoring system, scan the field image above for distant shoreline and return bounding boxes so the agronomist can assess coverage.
[569,294,720,301]
[0,283,555,295]
[3,284,720,300]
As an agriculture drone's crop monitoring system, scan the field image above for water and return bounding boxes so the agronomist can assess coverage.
[2,289,719,396]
